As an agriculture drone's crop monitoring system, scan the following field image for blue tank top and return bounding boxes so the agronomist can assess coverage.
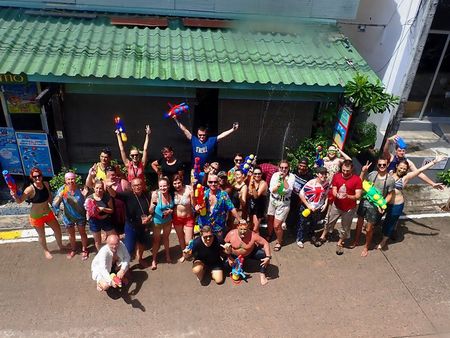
[153,191,174,225]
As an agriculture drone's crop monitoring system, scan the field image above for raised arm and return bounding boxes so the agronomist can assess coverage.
[360,161,372,180]
[404,155,446,186]
[338,147,351,161]
[11,185,33,204]
[217,123,239,141]
[174,118,192,141]
[383,135,395,160]
[115,130,129,166]
[141,125,151,167]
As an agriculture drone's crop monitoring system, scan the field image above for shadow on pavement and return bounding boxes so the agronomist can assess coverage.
[107,270,148,312]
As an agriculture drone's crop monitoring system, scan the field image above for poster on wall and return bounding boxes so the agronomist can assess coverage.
[16,132,54,177]
[3,83,41,114]
[332,105,353,150]
[0,127,23,174]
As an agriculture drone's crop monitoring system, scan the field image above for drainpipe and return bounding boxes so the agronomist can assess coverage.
[384,0,439,138]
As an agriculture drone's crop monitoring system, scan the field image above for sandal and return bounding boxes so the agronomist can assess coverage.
[81,250,89,261]
[336,244,344,256]
[274,243,282,252]
[314,238,326,247]
[66,250,76,260]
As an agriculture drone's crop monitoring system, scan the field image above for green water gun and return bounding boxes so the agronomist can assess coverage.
[362,180,387,210]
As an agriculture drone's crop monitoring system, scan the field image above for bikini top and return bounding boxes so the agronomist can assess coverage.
[394,177,404,191]
[174,187,191,206]
[28,183,50,204]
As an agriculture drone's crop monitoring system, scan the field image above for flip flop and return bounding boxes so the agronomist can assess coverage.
[336,245,344,256]
[66,250,76,260]
[314,238,326,247]
[274,243,282,252]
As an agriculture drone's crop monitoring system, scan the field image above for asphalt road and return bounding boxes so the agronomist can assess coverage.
[0,217,449,338]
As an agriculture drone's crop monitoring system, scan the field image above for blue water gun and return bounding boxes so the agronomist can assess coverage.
[240,154,256,175]
[230,255,247,284]
[315,145,324,167]
[165,102,189,119]
[2,170,21,197]
[114,116,127,142]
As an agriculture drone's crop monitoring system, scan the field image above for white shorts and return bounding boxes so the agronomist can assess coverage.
[267,197,290,222]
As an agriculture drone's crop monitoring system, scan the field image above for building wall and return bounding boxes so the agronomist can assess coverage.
[8,0,361,20]
[218,99,316,160]
[63,93,194,165]
[340,0,429,147]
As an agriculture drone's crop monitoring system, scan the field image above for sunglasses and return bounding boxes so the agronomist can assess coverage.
[377,163,387,167]
[279,166,289,170]
[202,235,213,240]
[32,174,42,179]
[234,159,243,163]
[253,172,262,175]
[208,181,218,184]
[130,154,139,157]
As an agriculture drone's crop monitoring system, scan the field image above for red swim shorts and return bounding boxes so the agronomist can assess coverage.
[172,215,194,228]
[29,211,57,228]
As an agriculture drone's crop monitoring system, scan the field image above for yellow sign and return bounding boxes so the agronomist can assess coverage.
[0,73,28,84]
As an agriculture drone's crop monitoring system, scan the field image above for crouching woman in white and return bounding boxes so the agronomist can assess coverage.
[91,234,130,292]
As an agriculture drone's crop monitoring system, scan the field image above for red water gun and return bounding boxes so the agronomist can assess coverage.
[110,273,122,287]
[193,157,201,184]
[114,116,128,142]
[165,102,189,119]
[194,183,206,216]
[2,170,21,196]
[84,198,98,219]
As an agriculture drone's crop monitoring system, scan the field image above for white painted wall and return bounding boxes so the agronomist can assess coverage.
[339,0,428,148]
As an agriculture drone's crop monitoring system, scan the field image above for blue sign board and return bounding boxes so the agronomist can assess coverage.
[0,127,23,174]
[16,132,54,177]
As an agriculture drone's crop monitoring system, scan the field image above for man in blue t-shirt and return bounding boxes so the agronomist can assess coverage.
[174,118,239,167]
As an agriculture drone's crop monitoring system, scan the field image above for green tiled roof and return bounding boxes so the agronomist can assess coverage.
[0,8,378,88]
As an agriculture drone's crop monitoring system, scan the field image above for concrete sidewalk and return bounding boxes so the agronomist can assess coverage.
[0,217,449,337]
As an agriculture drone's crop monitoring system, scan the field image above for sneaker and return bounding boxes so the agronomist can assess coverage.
[296,241,304,248]
[281,222,287,230]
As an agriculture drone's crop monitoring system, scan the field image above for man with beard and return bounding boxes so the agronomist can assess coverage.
[224,221,272,285]
[351,157,395,257]
[316,160,362,255]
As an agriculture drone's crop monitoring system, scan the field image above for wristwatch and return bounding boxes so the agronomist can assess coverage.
[266,255,272,259]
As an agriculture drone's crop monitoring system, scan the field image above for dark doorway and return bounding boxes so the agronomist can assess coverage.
[193,88,219,135]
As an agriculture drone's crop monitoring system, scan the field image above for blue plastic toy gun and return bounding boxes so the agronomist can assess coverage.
[230,255,246,283]
[315,145,324,167]
[240,154,255,175]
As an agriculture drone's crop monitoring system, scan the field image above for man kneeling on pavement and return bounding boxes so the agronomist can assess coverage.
[91,234,130,292]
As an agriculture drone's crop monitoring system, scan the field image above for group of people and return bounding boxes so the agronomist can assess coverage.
[9,113,446,291]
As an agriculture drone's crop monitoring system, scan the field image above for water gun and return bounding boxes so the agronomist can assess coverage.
[362,180,388,210]
[164,102,189,119]
[302,208,311,217]
[240,154,256,175]
[84,198,98,218]
[194,184,207,216]
[277,175,285,195]
[61,185,70,199]
[110,273,122,287]
[183,239,194,254]
[315,145,324,167]
[2,170,21,196]
[230,255,247,284]
[114,116,127,142]
[193,157,201,185]
[395,136,407,149]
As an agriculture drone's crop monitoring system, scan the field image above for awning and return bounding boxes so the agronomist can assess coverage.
[0,7,378,91]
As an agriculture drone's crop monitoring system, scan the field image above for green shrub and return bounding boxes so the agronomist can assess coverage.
[346,121,378,157]
[437,169,450,186]
[49,167,83,191]
[286,134,329,170]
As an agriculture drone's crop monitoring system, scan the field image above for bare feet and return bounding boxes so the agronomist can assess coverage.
[44,250,53,259]
[260,273,268,286]
[165,256,173,264]
[151,261,157,270]
[66,250,76,260]
[361,248,369,257]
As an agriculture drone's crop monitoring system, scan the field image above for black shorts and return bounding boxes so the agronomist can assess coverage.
[357,202,382,224]
[194,260,223,271]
